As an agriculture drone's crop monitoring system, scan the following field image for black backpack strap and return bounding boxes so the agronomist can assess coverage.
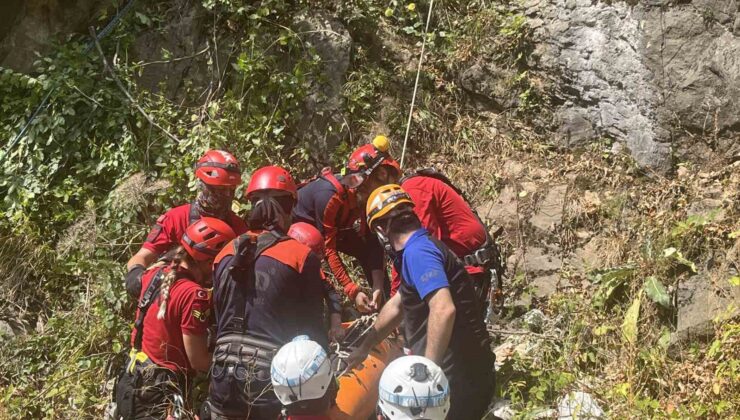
[218,231,289,332]
[133,268,165,351]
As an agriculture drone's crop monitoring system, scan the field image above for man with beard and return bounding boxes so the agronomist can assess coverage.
[124,150,248,298]
[347,184,495,420]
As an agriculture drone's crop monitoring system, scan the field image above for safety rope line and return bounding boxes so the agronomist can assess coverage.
[4,0,137,157]
[399,0,435,169]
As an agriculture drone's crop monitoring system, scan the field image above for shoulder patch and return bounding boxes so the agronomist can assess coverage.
[145,225,163,243]
[191,308,210,322]
[261,238,312,273]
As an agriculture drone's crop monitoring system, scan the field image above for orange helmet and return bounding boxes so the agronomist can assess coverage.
[366,184,414,229]
[195,150,242,187]
[345,136,401,189]
[244,165,297,200]
[288,222,325,256]
[181,217,237,261]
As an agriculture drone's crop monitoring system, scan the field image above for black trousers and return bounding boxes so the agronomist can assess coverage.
[446,351,495,420]
[115,363,186,420]
[208,364,280,420]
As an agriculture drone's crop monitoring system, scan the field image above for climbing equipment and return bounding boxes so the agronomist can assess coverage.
[345,135,401,189]
[271,336,334,406]
[376,355,450,420]
[181,217,237,262]
[245,165,297,199]
[114,268,186,419]
[288,222,325,256]
[365,184,415,229]
[195,150,242,187]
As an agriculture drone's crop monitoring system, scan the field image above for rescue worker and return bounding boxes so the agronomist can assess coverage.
[292,165,386,313]
[376,355,450,420]
[208,166,329,420]
[287,222,344,343]
[124,150,248,299]
[115,217,236,419]
[347,185,494,420]
[271,335,336,419]
[344,136,500,310]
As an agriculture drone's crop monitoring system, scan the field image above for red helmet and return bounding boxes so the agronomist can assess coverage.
[345,135,401,188]
[181,217,237,261]
[288,222,325,256]
[195,150,242,187]
[244,165,297,199]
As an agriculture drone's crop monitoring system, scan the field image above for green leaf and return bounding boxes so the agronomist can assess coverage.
[643,276,671,308]
[621,291,641,344]
[658,329,671,350]
[730,276,740,287]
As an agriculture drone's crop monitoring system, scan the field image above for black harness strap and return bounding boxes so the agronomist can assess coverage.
[133,268,165,351]
[218,230,290,333]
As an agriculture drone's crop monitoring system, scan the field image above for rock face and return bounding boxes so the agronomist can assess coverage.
[291,10,352,155]
[0,0,102,72]
[525,0,740,173]
[672,271,740,346]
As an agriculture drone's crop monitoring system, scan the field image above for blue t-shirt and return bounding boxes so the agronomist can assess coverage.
[394,229,450,300]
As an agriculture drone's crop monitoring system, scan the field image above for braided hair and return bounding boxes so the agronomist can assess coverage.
[156,246,192,320]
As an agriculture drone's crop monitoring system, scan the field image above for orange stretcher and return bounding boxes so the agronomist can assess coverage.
[329,322,404,420]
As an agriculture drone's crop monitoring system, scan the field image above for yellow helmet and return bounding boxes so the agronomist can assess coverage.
[366,184,415,228]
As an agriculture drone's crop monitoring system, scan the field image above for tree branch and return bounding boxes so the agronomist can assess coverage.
[89,27,181,144]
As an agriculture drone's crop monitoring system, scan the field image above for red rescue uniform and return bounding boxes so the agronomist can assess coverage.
[130,266,212,375]
[390,175,487,295]
[142,203,247,257]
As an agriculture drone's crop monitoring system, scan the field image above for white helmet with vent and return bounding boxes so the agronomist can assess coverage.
[271,336,333,406]
[377,355,450,420]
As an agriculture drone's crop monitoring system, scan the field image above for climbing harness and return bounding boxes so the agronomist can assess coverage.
[5,0,137,157]
[331,314,379,377]
[400,0,436,169]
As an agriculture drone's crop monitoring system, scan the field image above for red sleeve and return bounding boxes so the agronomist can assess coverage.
[322,195,359,299]
[179,286,212,336]
[142,209,180,255]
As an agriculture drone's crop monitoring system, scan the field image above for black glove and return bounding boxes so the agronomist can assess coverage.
[125,264,146,299]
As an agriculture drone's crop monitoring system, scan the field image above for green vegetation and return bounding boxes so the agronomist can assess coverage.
[0,0,738,418]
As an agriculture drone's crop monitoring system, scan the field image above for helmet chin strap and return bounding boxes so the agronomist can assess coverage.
[374,219,395,254]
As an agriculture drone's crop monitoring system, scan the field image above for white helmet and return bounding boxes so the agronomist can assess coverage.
[377,356,450,420]
[271,336,334,406]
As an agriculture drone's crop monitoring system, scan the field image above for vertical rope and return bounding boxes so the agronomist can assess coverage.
[399,0,435,169]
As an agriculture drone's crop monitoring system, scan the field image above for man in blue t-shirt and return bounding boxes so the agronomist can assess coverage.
[347,184,494,420]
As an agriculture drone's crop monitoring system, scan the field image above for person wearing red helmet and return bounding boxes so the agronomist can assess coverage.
[292,161,388,313]
[206,166,329,420]
[114,217,236,419]
[124,150,248,299]
[288,222,345,343]
[347,136,501,311]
